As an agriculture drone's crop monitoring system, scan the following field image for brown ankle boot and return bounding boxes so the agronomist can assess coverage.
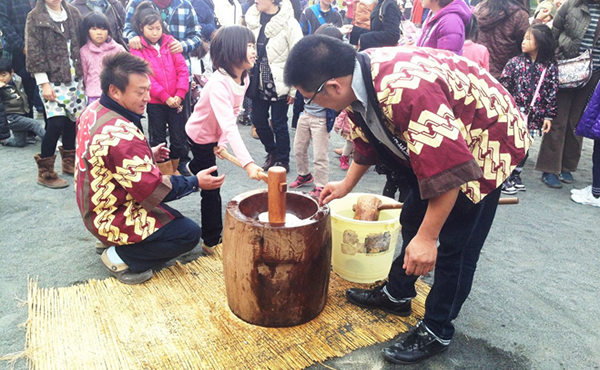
[58,146,76,175]
[171,158,181,175]
[156,160,173,175]
[34,154,69,189]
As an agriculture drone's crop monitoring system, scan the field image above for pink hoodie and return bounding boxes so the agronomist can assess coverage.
[80,39,125,98]
[185,70,254,167]
[130,34,189,104]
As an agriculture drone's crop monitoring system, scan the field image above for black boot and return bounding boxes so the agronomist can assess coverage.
[346,284,412,316]
[381,322,449,364]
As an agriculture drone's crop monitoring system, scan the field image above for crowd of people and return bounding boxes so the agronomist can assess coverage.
[0,0,599,366]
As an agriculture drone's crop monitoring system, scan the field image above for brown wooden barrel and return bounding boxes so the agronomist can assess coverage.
[223,190,331,327]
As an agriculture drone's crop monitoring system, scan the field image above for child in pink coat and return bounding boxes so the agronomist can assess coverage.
[80,13,125,105]
[185,26,263,254]
[129,1,189,173]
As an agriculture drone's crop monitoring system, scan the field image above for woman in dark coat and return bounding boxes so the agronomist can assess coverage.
[474,0,529,78]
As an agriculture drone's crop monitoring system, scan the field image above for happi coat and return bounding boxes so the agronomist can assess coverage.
[349,47,533,203]
[75,100,179,246]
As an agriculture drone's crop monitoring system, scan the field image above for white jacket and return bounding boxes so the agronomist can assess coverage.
[245,0,302,98]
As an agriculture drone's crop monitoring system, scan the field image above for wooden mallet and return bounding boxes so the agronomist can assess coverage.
[352,194,520,221]
[215,147,287,224]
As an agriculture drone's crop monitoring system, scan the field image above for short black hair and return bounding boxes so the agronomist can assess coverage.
[80,12,112,46]
[211,25,256,79]
[284,35,356,92]
[465,14,479,41]
[0,58,12,73]
[528,23,555,64]
[101,52,152,94]
[131,1,167,40]
[314,24,343,41]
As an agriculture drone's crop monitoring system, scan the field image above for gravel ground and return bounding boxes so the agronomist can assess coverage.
[1,117,599,370]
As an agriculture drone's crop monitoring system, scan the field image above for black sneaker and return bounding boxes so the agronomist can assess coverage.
[512,173,526,191]
[381,322,449,364]
[501,177,517,195]
[273,161,289,173]
[346,284,412,316]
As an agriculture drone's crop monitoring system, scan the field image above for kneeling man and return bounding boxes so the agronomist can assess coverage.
[75,52,224,285]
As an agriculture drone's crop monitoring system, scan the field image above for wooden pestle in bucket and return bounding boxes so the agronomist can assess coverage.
[215,146,287,224]
[353,194,520,221]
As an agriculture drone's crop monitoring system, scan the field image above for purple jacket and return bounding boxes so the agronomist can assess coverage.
[576,84,600,140]
[417,0,471,55]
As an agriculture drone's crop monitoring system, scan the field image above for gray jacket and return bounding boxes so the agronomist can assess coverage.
[553,0,593,60]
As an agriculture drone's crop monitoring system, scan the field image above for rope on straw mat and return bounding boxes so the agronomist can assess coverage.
[4,249,430,370]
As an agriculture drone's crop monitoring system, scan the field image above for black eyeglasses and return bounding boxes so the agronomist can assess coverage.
[304,79,330,105]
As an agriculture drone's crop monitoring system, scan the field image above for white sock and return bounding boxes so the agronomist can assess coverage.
[106,246,125,264]
[383,285,410,303]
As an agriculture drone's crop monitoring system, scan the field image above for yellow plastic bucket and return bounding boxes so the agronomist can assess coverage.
[329,193,401,283]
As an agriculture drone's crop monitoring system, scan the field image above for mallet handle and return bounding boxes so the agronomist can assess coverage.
[215,147,268,182]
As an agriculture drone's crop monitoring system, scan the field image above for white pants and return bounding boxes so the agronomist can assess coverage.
[293,112,330,187]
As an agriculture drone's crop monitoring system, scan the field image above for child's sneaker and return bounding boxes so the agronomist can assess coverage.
[290,173,314,188]
[340,155,350,170]
[309,186,323,198]
[501,177,517,195]
[512,173,526,191]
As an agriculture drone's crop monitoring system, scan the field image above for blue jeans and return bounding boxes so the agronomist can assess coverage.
[387,186,501,340]
[3,114,45,147]
[251,98,290,164]
[115,216,201,273]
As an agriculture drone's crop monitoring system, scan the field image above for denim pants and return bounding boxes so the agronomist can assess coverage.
[386,185,501,340]
[3,114,45,147]
[115,216,201,273]
[187,140,222,247]
[251,98,290,164]
[146,103,187,160]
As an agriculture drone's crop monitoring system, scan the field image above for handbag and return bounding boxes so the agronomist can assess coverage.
[557,18,600,89]
[557,49,593,89]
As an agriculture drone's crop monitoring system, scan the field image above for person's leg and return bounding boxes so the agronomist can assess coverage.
[270,99,291,165]
[114,217,201,273]
[191,141,222,248]
[561,72,600,173]
[61,117,76,150]
[535,89,573,174]
[311,116,330,188]
[146,104,168,149]
[40,116,67,157]
[252,98,275,152]
[293,112,312,177]
[593,140,600,198]
[422,188,501,340]
[166,106,186,160]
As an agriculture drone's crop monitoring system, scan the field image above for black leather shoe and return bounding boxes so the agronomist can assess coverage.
[382,322,449,364]
[346,284,412,316]
[273,161,289,173]
[262,153,276,171]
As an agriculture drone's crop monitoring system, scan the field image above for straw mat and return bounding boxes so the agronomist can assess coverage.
[20,250,430,370]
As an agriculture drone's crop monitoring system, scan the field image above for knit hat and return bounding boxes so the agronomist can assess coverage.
[534,0,556,19]
[201,24,216,41]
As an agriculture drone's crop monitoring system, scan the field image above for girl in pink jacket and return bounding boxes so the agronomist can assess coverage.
[129,2,189,173]
[80,13,125,105]
[185,26,263,254]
